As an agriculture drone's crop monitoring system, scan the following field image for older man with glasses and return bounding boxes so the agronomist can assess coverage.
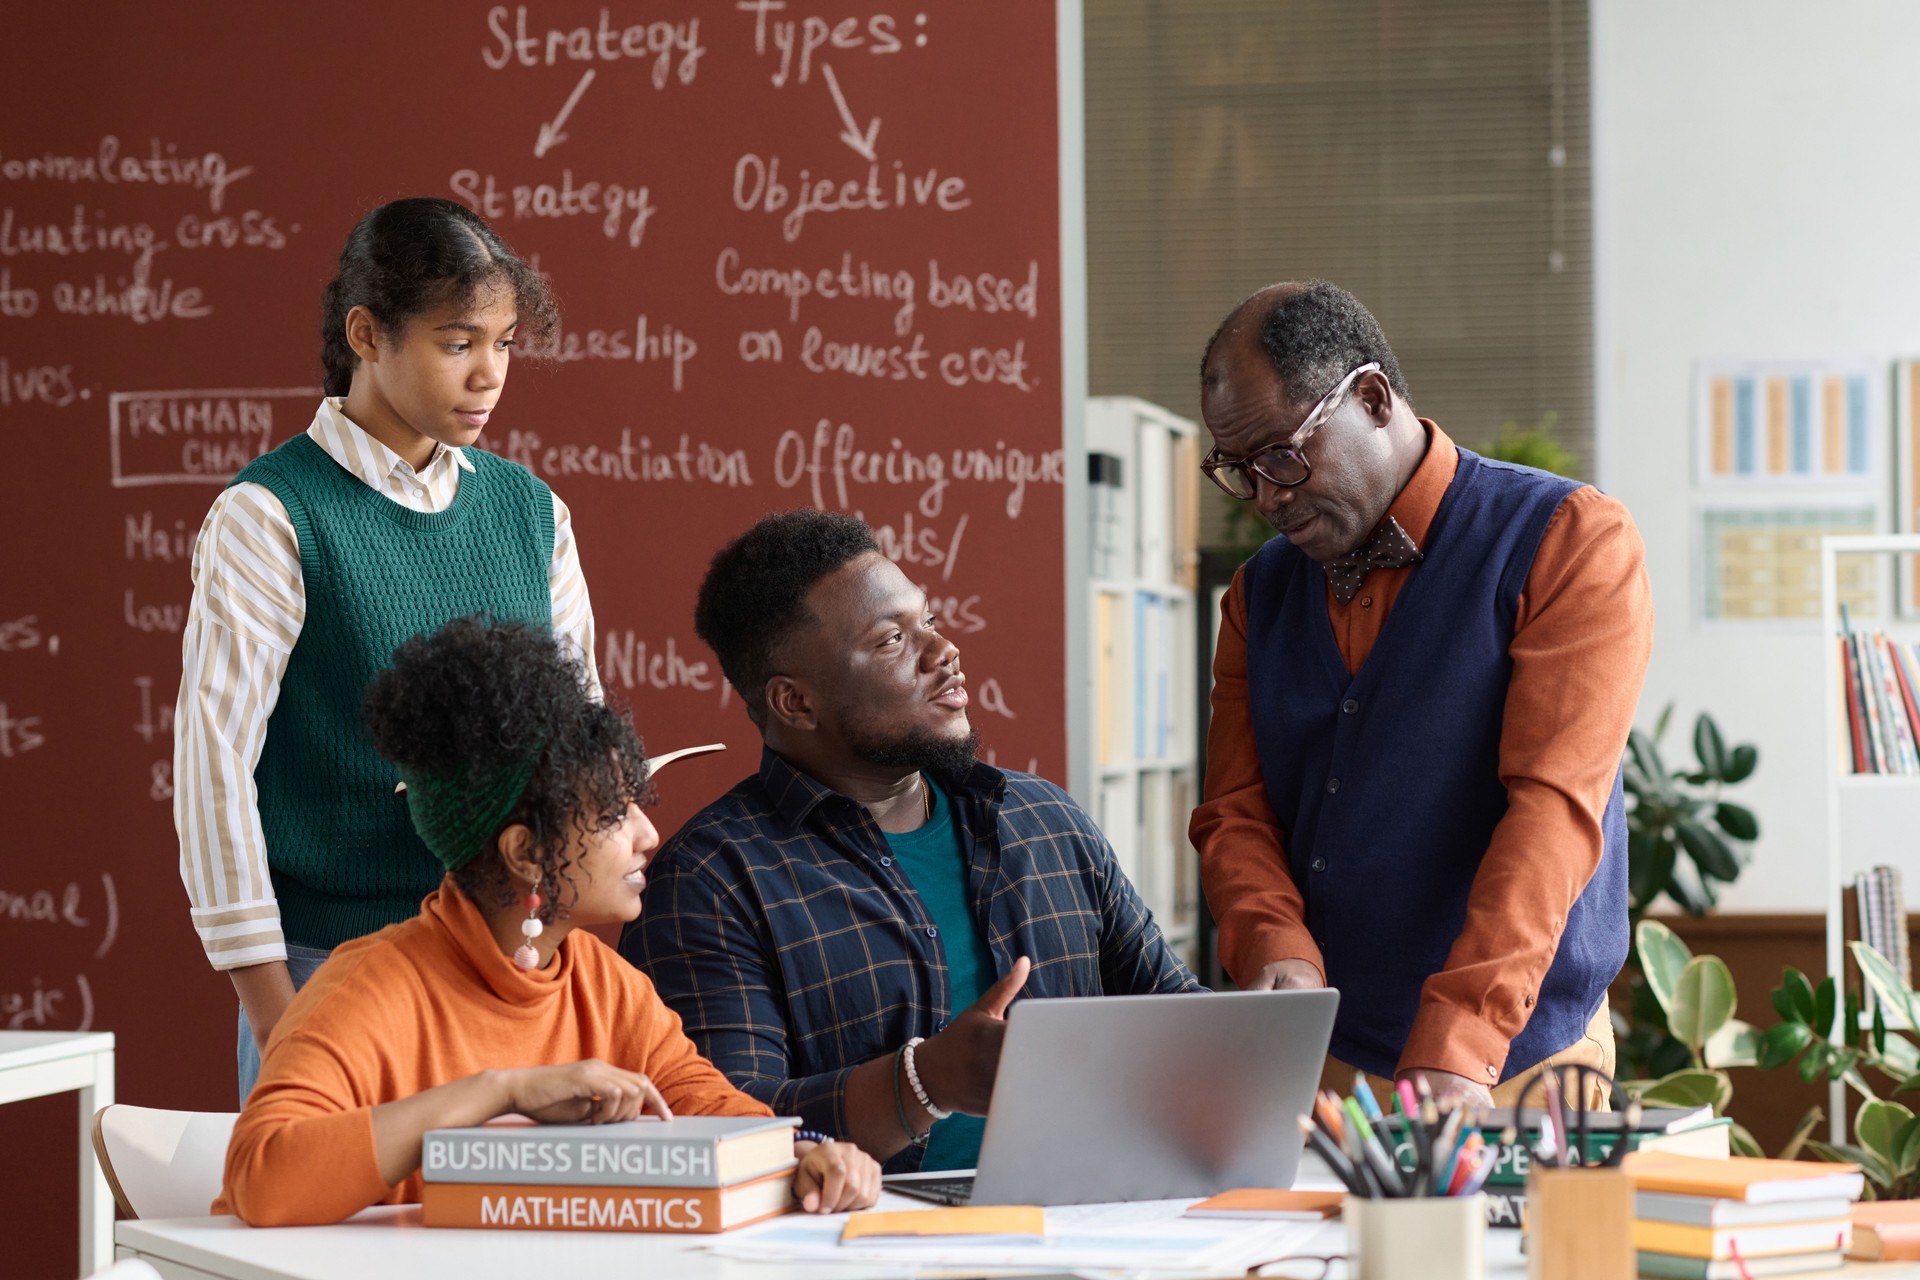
[1190,281,1653,1111]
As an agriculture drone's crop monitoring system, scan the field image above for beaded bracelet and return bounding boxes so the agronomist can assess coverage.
[893,1043,930,1147]
[795,1129,832,1146]
[902,1036,952,1120]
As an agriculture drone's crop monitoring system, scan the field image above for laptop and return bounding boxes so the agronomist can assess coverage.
[884,987,1339,1206]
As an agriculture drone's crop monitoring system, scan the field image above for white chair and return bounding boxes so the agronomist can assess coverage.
[90,1105,239,1220]
[87,1259,162,1279]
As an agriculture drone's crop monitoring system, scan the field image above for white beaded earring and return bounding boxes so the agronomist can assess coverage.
[514,884,544,971]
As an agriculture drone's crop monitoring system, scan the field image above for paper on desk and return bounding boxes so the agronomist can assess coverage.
[711,1198,1319,1274]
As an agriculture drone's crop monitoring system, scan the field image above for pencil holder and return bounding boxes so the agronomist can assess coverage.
[1345,1193,1486,1280]
[1524,1166,1634,1280]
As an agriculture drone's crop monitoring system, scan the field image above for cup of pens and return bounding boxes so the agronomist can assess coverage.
[1516,1065,1635,1280]
[1300,1074,1490,1280]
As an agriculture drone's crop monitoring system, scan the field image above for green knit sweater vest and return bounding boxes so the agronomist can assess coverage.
[232,435,554,948]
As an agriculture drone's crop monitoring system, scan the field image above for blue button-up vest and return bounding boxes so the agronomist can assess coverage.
[1241,448,1628,1080]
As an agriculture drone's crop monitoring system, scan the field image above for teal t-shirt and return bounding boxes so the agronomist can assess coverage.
[884,774,994,1170]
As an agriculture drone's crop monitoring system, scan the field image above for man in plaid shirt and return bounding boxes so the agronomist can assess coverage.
[622,510,1201,1172]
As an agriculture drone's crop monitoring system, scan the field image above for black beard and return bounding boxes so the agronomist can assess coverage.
[849,725,981,785]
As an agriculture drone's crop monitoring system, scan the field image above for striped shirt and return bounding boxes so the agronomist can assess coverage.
[623,748,1203,1171]
[175,398,598,971]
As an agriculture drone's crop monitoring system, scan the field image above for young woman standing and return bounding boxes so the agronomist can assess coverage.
[173,197,597,1100]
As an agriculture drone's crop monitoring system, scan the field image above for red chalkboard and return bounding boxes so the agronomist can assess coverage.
[0,5,1066,1272]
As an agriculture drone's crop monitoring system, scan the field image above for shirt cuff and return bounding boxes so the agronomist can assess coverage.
[1225,924,1325,989]
[193,905,289,971]
[1397,1000,1511,1086]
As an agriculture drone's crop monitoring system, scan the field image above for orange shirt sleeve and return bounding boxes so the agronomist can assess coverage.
[1190,568,1325,987]
[608,960,773,1120]
[215,969,402,1226]
[1398,486,1653,1082]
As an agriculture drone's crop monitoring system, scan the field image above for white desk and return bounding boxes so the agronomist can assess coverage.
[115,1197,1532,1280]
[0,1030,115,1276]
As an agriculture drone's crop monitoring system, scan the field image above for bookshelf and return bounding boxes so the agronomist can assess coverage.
[1819,534,1920,1139]
[1084,396,1202,965]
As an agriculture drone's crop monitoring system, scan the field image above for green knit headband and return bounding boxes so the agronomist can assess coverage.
[398,749,541,872]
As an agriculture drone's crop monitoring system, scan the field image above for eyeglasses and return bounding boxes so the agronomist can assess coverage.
[1251,1253,1347,1279]
[1201,362,1382,500]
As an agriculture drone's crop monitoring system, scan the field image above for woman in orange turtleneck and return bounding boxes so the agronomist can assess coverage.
[216,616,880,1226]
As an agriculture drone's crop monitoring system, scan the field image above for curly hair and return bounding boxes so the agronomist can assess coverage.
[694,509,880,725]
[1201,281,1412,410]
[361,615,653,922]
[320,197,559,397]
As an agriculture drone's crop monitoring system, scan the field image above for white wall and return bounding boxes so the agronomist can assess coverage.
[1595,1,1920,909]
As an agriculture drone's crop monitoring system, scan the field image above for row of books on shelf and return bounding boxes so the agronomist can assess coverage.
[1093,589,1184,767]
[1837,606,1920,773]
[1086,401,1200,589]
[1844,865,1914,1021]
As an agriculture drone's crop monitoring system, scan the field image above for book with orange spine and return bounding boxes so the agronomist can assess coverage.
[420,1167,794,1233]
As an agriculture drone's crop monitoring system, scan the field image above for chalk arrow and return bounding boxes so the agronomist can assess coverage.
[821,63,880,162]
[534,69,596,159]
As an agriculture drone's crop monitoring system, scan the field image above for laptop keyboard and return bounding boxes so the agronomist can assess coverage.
[886,1176,976,1205]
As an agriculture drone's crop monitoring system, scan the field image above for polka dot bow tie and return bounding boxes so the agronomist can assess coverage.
[1324,517,1424,604]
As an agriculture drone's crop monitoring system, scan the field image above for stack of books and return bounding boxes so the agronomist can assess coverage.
[1625,1151,1865,1278]
[1837,606,1920,774]
[1851,1200,1920,1260]
[1383,1103,1730,1227]
[419,1115,800,1233]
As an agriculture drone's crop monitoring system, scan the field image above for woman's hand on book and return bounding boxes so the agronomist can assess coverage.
[501,1060,674,1125]
[794,1139,881,1213]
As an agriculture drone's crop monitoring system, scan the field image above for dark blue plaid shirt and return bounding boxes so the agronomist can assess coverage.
[621,749,1202,1171]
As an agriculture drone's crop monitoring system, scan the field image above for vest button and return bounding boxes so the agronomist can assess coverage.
[1326,778,1340,794]
[1310,856,1327,873]
[1360,596,1374,608]
[927,926,938,938]
[1342,699,1358,714]
[880,856,893,867]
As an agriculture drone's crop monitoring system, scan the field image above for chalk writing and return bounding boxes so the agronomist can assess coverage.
[49,257,210,323]
[600,632,717,694]
[714,247,916,335]
[149,760,172,802]
[0,701,46,756]
[125,511,196,563]
[736,3,905,87]
[0,357,81,407]
[534,69,596,158]
[109,387,316,486]
[502,429,751,485]
[483,7,705,86]
[733,154,969,243]
[775,419,1064,518]
[0,973,95,1031]
[516,314,696,386]
[450,168,656,248]
[132,676,174,744]
[976,677,1016,719]
[861,509,969,580]
[0,615,45,653]
[0,137,252,211]
[0,206,163,267]
[123,590,184,633]
[0,874,119,958]
[927,259,1038,319]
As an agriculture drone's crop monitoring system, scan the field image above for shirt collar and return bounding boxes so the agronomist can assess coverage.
[422,875,575,1006]
[311,397,476,485]
[755,746,1006,832]
[1378,419,1459,552]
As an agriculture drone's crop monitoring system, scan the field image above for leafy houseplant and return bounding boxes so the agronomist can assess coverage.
[1474,412,1579,478]
[1624,706,1760,917]
[1616,708,1760,1079]
[1759,942,1920,1197]
[1627,919,1772,1159]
